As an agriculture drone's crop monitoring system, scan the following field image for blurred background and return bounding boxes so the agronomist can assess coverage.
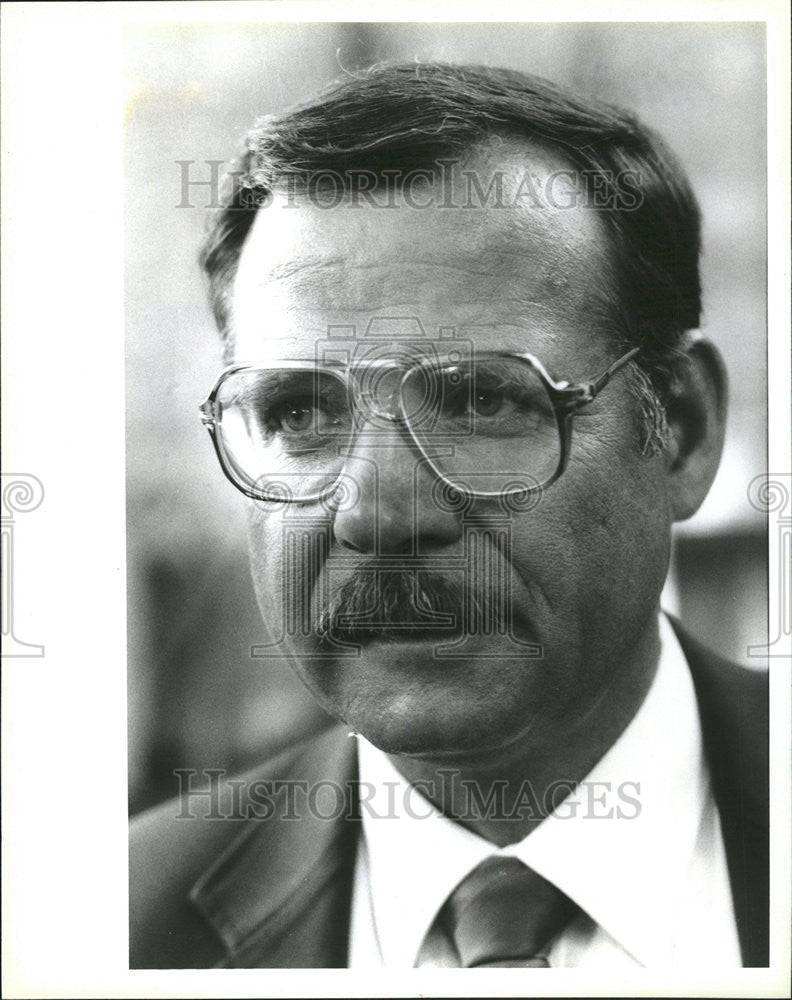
[125,21,767,814]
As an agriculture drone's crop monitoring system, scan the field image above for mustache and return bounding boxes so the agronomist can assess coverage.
[314,565,509,644]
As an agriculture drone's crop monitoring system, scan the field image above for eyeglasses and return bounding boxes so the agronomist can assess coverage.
[198,347,639,503]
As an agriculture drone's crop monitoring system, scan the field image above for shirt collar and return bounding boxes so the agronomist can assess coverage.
[357,612,709,967]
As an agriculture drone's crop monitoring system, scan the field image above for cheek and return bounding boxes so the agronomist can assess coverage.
[245,503,287,620]
[506,446,672,624]
[246,501,335,628]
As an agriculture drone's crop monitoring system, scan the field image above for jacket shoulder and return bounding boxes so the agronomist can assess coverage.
[671,618,768,803]
[670,618,769,967]
[129,724,350,968]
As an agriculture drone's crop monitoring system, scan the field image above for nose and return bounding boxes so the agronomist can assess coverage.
[331,422,463,554]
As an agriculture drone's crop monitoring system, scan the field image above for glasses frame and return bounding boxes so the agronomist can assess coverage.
[198,347,640,503]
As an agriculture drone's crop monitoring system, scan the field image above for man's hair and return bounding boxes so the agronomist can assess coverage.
[200,62,703,453]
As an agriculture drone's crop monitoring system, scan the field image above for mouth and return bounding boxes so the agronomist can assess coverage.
[319,622,465,647]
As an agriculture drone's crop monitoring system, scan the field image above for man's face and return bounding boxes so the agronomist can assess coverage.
[230,145,674,761]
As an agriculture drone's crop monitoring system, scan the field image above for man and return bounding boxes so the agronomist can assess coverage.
[130,62,768,968]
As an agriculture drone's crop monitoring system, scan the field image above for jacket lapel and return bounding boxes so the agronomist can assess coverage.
[189,724,359,967]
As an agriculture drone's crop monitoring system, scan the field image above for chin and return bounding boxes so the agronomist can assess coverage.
[288,632,552,758]
[363,728,508,761]
[340,684,537,762]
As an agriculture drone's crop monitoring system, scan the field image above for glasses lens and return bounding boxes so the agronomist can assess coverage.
[214,367,353,500]
[400,357,561,493]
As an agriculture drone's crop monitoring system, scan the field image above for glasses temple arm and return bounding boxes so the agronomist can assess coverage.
[590,346,641,397]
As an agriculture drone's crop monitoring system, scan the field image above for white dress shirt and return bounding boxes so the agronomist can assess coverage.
[348,613,741,967]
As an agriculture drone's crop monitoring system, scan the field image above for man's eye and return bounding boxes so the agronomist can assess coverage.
[279,403,314,432]
[268,395,344,435]
[472,389,504,417]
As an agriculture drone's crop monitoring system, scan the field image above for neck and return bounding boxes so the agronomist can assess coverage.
[386,622,661,847]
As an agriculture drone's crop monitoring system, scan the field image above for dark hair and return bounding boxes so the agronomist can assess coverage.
[200,62,702,451]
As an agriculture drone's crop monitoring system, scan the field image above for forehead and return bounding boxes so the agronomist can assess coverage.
[231,142,616,368]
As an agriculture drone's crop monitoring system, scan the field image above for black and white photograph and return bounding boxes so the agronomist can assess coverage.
[2,3,790,998]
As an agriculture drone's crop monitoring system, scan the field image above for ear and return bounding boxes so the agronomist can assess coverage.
[663,338,728,521]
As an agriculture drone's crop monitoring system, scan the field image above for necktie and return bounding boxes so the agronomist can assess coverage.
[415,856,579,968]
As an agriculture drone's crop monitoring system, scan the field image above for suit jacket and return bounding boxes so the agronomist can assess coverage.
[129,622,769,968]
